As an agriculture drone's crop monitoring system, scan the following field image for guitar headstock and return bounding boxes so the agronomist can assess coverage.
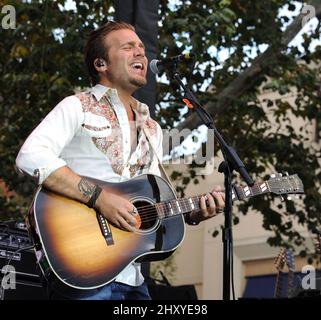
[267,173,304,197]
[274,248,286,271]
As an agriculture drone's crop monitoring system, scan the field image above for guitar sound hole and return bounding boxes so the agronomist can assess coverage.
[134,201,158,231]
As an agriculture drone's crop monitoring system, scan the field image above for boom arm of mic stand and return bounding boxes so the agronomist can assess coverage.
[172,72,254,186]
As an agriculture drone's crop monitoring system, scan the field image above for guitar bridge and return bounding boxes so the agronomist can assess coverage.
[96,213,114,246]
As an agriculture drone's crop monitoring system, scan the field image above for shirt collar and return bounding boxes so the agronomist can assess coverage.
[90,83,151,118]
[90,84,117,101]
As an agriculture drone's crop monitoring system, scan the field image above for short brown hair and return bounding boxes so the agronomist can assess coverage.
[84,21,135,85]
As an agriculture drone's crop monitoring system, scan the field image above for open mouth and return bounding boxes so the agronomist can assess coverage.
[131,62,144,72]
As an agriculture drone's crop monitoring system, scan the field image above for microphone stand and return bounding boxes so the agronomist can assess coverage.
[171,69,254,300]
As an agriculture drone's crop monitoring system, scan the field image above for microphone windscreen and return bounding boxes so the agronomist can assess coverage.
[149,59,160,74]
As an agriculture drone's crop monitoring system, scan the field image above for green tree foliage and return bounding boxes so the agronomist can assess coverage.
[157,0,321,254]
[0,0,320,255]
[0,0,115,219]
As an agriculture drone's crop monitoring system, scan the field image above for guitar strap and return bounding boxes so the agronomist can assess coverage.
[142,126,175,191]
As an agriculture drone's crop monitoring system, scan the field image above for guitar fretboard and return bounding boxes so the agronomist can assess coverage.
[155,182,271,218]
[153,174,303,219]
[155,196,201,218]
[232,182,270,200]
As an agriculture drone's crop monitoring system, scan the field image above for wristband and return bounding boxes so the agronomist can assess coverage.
[86,185,102,208]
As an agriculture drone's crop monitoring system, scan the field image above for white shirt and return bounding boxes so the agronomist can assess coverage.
[16,84,163,286]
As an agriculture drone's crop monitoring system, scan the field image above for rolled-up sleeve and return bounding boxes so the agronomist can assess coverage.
[16,95,83,184]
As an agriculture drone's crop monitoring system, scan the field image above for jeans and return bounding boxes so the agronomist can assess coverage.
[80,282,151,300]
[47,280,151,300]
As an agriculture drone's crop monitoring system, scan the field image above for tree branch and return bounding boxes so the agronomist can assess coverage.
[164,0,321,153]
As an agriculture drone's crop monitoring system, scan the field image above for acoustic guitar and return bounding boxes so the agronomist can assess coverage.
[27,173,304,291]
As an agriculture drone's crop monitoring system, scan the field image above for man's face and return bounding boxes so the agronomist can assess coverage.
[103,28,148,92]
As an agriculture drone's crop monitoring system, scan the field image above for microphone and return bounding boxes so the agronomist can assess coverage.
[149,52,195,74]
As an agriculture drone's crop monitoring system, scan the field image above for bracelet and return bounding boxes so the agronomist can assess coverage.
[86,185,103,208]
[185,212,200,226]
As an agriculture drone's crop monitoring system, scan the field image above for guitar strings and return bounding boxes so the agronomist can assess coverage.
[137,195,201,212]
[133,180,291,216]
[128,196,203,224]
[126,179,301,225]
[130,191,230,224]
[132,198,212,224]
[131,177,299,215]
[133,183,277,221]
[132,193,206,213]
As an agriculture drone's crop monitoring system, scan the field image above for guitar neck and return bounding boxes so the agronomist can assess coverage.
[155,182,272,218]
[232,181,271,201]
[155,173,304,219]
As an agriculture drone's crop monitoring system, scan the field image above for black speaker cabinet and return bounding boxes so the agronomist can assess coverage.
[0,223,48,300]
[0,275,48,300]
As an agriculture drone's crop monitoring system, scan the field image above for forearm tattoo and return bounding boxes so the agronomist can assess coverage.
[78,178,96,200]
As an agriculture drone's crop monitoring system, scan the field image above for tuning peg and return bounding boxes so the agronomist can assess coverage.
[271,173,276,178]
[295,195,300,199]
[280,195,285,202]
[284,171,289,176]
[278,173,283,177]
[287,196,292,201]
